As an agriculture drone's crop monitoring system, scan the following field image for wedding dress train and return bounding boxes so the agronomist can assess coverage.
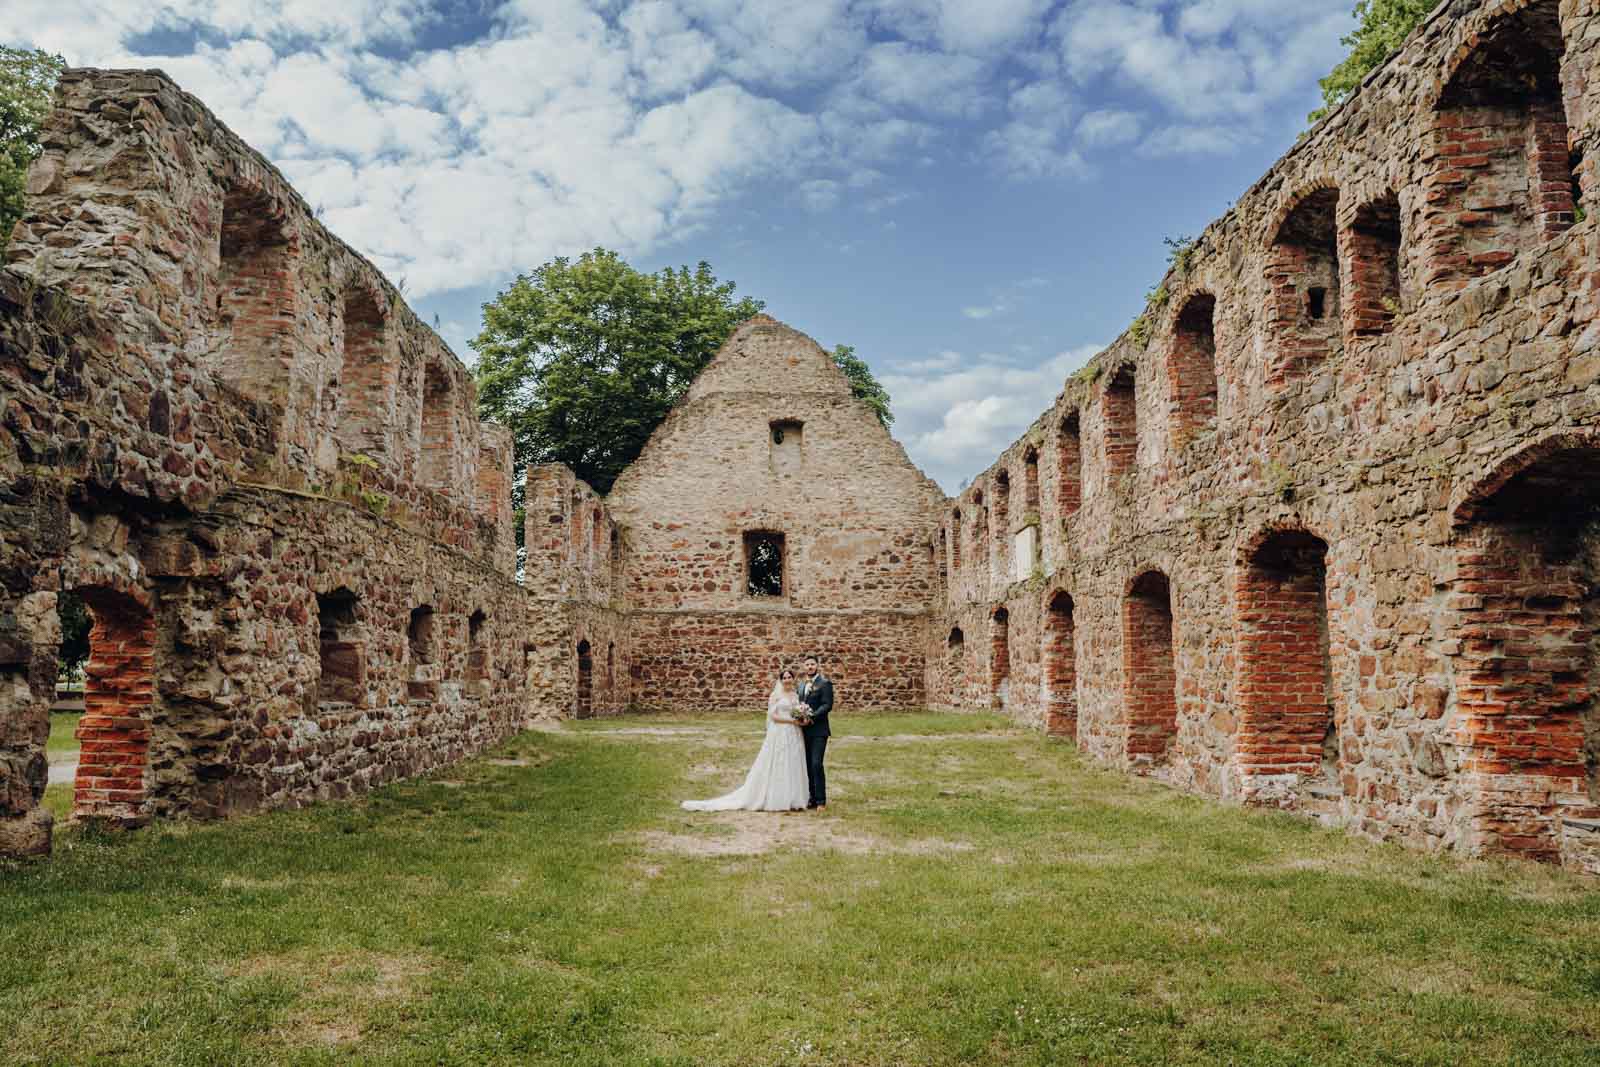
[681,686,810,812]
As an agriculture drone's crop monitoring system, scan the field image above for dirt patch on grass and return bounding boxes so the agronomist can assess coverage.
[637,810,972,858]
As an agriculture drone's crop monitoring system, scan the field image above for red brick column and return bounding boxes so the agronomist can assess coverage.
[74,595,155,826]
[1044,593,1077,741]
[1343,195,1401,337]
[989,607,1010,706]
[1422,104,1573,290]
[1123,572,1176,762]
[1167,294,1217,447]
[1235,534,1334,794]
[1056,414,1081,518]
[1103,369,1137,482]
[1452,534,1591,862]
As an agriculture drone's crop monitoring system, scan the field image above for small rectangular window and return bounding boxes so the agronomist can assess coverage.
[769,420,804,475]
[745,531,785,597]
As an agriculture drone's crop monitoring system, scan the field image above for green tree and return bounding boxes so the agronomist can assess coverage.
[1309,0,1434,124]
[473,249,895,521]
[0,47,65,248]
[56,590,90,686]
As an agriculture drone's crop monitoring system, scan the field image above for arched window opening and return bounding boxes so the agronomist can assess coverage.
[1237,531,1337,800]
[994,471,1011,573]
[1104,366,1137,481]
[1123,571,1176,764]
[973,490,989,574]
[609,525,623,592]
[1169,293,1218,445]
[990,606,1010,709]
[1427,0,1573,288]
[420,364,453,490]
[316,588,364,706]
[1452,442,1600,862]
[951,510,963,570]
[1044,591,1077,742]
[336,285,388,455]
[406,604,436,700]
[1022,446,1040,512]
[575,639,594,719]
[1267,188,1341,381]
[66,588,156,827]
[1348,193,1403,336]
[944,626,966,706]
[466,609,489,696]
[215,186,292,398]
[1057,412,1082,518]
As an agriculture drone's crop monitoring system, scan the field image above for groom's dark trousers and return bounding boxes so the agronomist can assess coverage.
[799,674,834,807]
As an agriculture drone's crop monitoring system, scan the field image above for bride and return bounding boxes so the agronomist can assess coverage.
[681,668,810,812]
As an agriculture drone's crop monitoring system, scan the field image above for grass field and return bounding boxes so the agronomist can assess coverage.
[3,711,1598,1065]
[46,710,79,759]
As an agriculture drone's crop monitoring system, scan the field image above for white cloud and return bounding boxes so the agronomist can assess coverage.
[886,344,1100,490]
[1077,108,1141,147]
[7,0,1355,299]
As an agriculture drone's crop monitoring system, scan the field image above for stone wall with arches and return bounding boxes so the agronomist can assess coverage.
[0,70,537,858]
[931,0,1600,872]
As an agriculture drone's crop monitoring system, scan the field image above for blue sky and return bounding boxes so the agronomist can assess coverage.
[8,0,1358,492]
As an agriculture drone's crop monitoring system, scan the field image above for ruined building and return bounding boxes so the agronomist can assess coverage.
[934,0,1600,873]
[4,0,1600,873]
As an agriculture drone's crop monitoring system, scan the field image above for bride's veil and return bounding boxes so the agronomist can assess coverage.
[767,679,784,711]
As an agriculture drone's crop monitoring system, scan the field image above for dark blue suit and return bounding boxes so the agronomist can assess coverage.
[798,673,833,807]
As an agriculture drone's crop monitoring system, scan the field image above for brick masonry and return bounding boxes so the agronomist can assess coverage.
[6,0,1600,874]
[933,0,1600,873]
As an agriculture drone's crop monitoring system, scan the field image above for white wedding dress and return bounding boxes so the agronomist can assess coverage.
[682,684,810,812]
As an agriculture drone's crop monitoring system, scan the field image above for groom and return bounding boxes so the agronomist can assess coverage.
[796,654,833,810]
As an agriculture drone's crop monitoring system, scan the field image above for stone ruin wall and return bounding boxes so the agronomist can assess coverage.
[606,317,946,711]
[522,464,629,721]
[932,0,1600,872]
[0,69,552,857]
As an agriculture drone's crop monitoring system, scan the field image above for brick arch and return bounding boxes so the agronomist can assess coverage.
[1423,0,1574,287]
[1447,434,1600,863]
[1103,363,1137,481]
[1042,589,1077,741]
[1452,430,1600,526]
[1262,177,1341,250]
[1233,524,1339,806]
[1426,0,1565,112]
[1166,289,1218,445]
[1122,568,1177,764]
[989,604,1011,707]
[1265,181,1343,383]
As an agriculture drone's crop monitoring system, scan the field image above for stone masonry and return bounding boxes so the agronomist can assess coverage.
[606,317,946,710]
[7,0,1600,875]
[933,0,1600,873]
[0,69,542,857]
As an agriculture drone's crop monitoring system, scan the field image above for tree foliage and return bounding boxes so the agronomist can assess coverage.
[57,590,90,685]
[0,47,65,248]
[1309,0,1434,124]
[829,343,894,428]
[472,248,895,518]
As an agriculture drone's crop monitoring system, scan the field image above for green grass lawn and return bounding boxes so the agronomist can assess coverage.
[46,711,80,759]
[3,711,1598,1065]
